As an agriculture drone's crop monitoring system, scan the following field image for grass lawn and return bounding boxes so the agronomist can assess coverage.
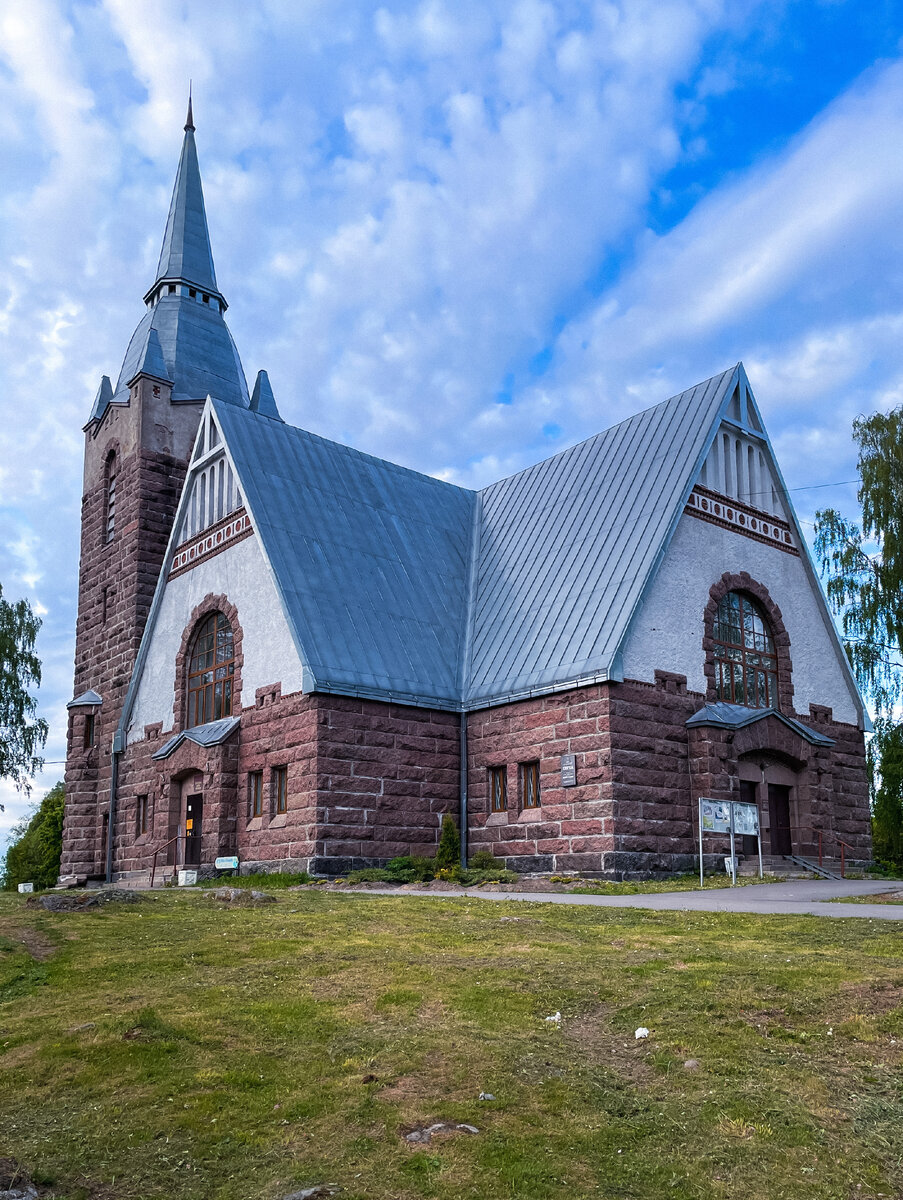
[2,890,903,1200]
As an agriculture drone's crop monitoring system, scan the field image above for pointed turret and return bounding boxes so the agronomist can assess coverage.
[147,96,220,304]
[128,328,172,387]
[249,369,283,421]
[87,375,113,424]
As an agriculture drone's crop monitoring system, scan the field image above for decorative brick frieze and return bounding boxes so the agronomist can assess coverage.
[169,509,253,578]
[686,485,798,555]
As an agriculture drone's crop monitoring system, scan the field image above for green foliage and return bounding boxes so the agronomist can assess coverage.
[1,781,64,890]
[0,584,47,791]
[468,848,498,870]
[814,407,903,861]
[869,719,903,869]
[435,813,461,870]
[384,855,436,882]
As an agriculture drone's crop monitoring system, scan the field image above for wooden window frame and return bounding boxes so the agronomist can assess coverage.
[520,761,541,810]
[272,766,288,815]
[187,612,235,728]
[489,766,507,813]
[713,590,779,710]
[136,794,149,837]
[248,771,263,820]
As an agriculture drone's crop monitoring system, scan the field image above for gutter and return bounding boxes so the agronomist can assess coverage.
[459,711,468,870]
[105,728,125,884]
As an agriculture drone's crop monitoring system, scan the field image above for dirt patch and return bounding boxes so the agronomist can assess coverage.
[4,926,55,962]
[839,979,903,1017]
[562,1008,656,1086]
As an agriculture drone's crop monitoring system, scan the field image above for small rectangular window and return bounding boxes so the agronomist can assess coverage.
[136,795,149,837]
[248,771,263,820]
[272,766,287,815]
[83,712,95,750]
[489,766,507,813]
[520,761,541,810]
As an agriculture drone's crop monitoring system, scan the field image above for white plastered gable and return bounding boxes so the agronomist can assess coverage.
[618,366,866,728]
[123,400,305,744]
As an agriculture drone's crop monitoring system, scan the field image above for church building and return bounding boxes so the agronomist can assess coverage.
[60,108,871,883]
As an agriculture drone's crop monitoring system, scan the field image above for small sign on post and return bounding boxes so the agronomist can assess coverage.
[215,855,240,871]
[697,797,762,887]
[561,754,577,788]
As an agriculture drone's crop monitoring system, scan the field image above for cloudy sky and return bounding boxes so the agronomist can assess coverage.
[1,0,902,841]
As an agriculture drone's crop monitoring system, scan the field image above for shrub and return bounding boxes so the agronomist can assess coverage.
[346,868,395,883]
[435,814,461,870]
[384,855,435,882]
[468,848,497,870]
[460,868,519,886]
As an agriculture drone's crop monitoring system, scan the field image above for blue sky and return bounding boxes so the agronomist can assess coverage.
[1,0,902,841]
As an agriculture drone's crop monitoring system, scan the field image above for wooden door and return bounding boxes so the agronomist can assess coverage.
[738,781,759,856]
[184,793,203,866]
[768,784,792,855]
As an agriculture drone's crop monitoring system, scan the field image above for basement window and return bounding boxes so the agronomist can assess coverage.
[520,761,541,810]
[489,766,507,813]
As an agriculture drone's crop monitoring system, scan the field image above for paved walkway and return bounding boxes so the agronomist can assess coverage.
[358,878,903,920]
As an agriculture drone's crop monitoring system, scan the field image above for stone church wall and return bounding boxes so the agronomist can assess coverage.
[110,689,460,879]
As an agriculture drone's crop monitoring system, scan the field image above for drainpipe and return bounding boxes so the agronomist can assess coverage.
[105,728,125,884]
[459,710,468,869]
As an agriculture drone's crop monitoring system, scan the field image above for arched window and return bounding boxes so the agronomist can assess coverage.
[104,452,117,543]
[186,612,235,727]
[713,591,779,709]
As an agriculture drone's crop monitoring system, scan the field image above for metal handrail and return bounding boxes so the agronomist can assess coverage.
[150,833,184,889]
[772,825,857,877]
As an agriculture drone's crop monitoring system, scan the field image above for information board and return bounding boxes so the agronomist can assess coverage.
[697,796,763,886]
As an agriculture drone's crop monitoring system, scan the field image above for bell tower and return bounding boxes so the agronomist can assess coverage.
[61,102,250,881]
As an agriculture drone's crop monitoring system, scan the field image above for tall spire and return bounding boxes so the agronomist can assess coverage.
[147,95,220,302]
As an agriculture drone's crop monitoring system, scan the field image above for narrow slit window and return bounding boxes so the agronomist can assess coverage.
[248,772,263,820]
[105,455,117,543]
[136,794,149,837]
[272,766,288,815]
[83,712,95,749]
[489,766,507,813]
[520,761,541,810]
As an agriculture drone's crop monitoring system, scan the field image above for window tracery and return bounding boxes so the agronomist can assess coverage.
[713,591,779,709]
[186,611,235,727]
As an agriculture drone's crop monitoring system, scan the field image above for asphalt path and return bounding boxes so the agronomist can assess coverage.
[356,878,903,920]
